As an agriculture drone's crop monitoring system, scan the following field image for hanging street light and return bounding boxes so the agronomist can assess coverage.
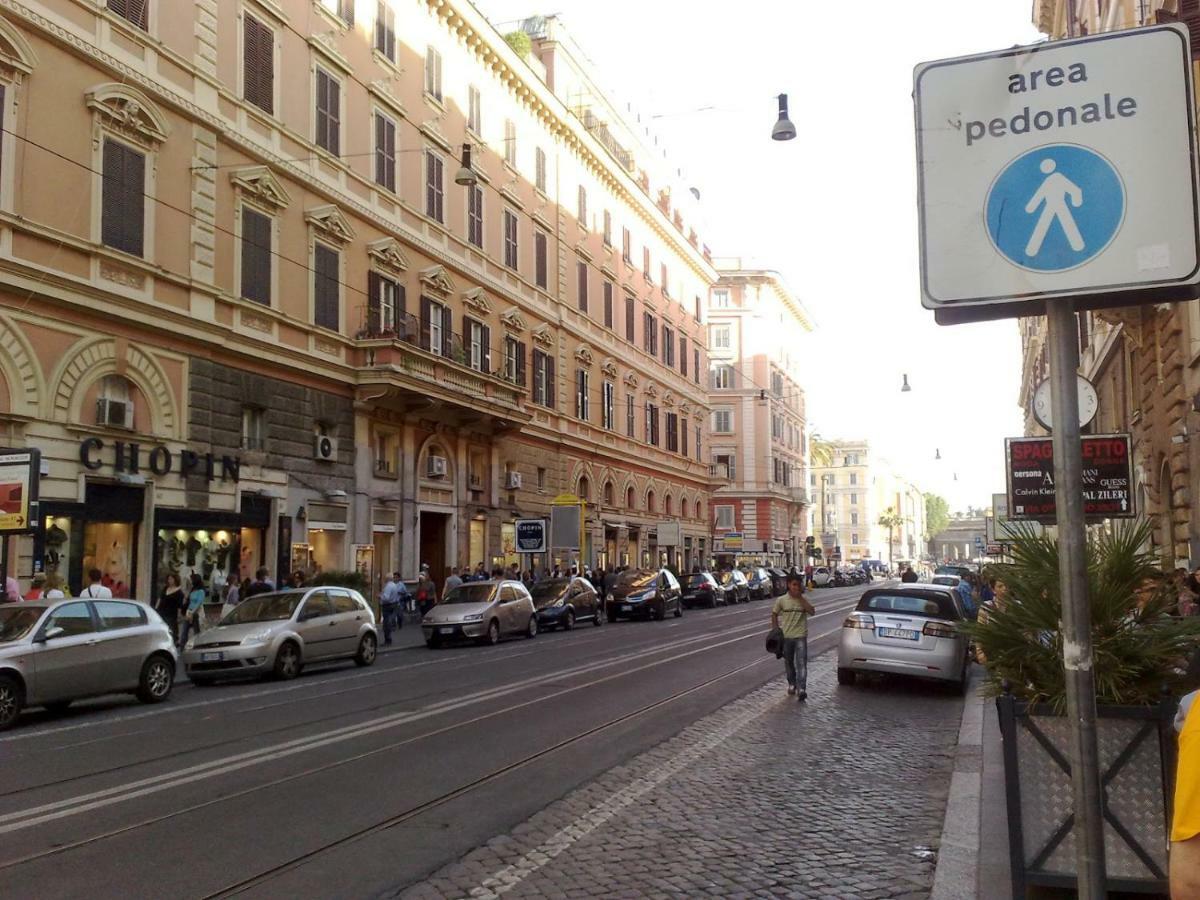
[901,373,912,392]
[771,94,796,141]
[935,448,942,460]
[454,143,477,186]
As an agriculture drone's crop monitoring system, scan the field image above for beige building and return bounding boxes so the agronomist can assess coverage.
[706,263,812,567]
[809,440,925,568]
[0,1,718,602]
[1022,0,1198,566]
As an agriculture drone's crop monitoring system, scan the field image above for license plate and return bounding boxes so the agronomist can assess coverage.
[439,627,454,635]
[878,627,920,641]
[201,651,223,662]
[622,604,632,612]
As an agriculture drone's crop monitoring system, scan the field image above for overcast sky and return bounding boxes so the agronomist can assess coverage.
[477,0,1042,513]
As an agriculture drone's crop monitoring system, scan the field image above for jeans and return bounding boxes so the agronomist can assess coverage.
[179,611,201,648]
[381,605,398,644]
[782,635,808,692]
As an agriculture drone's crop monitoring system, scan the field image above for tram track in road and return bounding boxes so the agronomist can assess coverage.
[0,601,861,885]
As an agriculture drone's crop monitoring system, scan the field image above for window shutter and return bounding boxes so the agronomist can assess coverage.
[546,354,556,409]
[240,208,271,305]
[314,244,339,330]
[680,337,688,375]
[481,325,491,374]
[516,341,527,386]
[244,15,274,114]
[108,0,149,29]
[102,139,145,257]
[420,297,432,350]
[328,74,340,156]
[367,270,381,331]
[396,284,407,321]
[441,305,452,357]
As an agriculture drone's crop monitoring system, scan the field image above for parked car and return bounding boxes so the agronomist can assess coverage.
[811,566,833,587]
[185,588,378,682]
[935,564,973,579]
[718,569,751,603]
[0,598,177,729]
[682,572,727,608]
[530,577,603,630]
[744,567,774,601]
[767,568,790,596]
[837,585,972,693]
[423,580,538,646]
[606,569,683,621]
[931,574,962,588]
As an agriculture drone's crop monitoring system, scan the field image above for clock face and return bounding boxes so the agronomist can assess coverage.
[1031,377,1098,430]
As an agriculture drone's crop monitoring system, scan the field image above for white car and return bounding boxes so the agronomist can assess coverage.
[811,566,832,587]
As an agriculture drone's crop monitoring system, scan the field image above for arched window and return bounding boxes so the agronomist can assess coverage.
[646,490,656,514]
[664,494,673,517]
[578,476,590,502]
[603,481,614,505]
[680,497,689,519]
[626,486,636,509]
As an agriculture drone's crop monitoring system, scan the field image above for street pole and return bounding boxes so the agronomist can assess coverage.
[1046,301,1107,897]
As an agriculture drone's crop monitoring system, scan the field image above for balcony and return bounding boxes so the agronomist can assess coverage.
[576,108,635,173]
[354,308,531,427]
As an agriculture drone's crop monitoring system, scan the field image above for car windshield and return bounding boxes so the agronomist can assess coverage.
[529,580,569,602]
[220,592,302,624]
[0,606,44,643]
[686,574,711,587]
[858,592,959,620]
[932,576,959,586]
[443,584,497,604]
[617,571,656,590]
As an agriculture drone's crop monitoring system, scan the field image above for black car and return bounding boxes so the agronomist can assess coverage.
[530,577,603,630]
[682,572,727,608]
[718,569,750,604]
[606,569,683,621]
[744,567,773,601]
[767,568,790,596]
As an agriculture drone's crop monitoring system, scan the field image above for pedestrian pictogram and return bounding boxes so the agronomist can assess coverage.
[985,144,1125,272]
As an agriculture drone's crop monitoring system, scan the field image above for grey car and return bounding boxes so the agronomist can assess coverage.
[422,580,538,647]
[0,598,178,729]
[183,588,378,684]
[837,585,971,693]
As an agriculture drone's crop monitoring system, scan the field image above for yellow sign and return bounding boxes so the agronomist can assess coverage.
[0,449,38,534]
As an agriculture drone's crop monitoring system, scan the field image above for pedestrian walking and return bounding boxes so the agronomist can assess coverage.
[442,566,463,601]
[957,573,978,619]
[415,572,435,617]
[23,573,46,601]
[244,567,274,599]
[156,572,185,647]
[179,573,206,647]
[79,568,112,599]
[43,573,66,600]
[380,571,401,645]
[901,565,918,583]
[771,572,815,702]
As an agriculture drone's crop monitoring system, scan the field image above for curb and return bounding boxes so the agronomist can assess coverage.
[931,667,986,900]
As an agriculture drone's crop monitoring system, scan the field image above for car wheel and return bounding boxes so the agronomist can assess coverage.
[136,655,175,703]
[673,598,683,618]
[42,700,72,715]
[836,667,857,686]
[653,601,666,621]
[563,608,575,631]
[709,595,718,609]
[273,641,302,680]
[593,607,604,626]
[525,616,538,639]
[355,632,378,667]
[485,619,501,645]
[0,675,22,730]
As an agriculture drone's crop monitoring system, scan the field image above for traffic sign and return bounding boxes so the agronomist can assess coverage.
[914,24,1200,321]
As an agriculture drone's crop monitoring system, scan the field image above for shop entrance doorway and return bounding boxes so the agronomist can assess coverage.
[419,511,450,589]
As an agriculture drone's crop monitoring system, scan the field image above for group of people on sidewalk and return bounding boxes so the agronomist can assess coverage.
[151,566,304,649]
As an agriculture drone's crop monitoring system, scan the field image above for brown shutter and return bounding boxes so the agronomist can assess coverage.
[546,354,556,409]
[102,139,145,257]
[481,324,491,374]
[420,297,432,350]
[244,15,274,114]
[314,244,339,330]
[441,305,452,357]
[516,341,527,387]
[240,208,271,305]
[108,0,149,29]
[367,270,381,332]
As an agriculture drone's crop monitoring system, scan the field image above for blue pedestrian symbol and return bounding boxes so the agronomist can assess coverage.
[985,144,1125,272]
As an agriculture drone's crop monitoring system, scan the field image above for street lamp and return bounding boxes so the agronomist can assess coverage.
[935,448,941,460]
[901,373,912,392]
[771,94,796,141]
[454,143,477,186]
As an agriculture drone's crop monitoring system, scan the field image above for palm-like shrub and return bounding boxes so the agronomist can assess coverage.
[969,520,1200,709]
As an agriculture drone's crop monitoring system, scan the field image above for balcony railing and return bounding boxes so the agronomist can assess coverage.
[577,108,635,172]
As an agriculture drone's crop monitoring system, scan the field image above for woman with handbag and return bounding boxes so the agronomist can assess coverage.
[179,573,206,648]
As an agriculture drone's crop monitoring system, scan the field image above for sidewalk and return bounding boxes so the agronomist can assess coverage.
[378,611,428,654]
[931,670,1012,900]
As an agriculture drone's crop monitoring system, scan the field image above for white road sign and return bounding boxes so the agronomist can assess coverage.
[915,25,1200,314]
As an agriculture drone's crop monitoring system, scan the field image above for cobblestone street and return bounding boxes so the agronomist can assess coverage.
[400,653,965,899]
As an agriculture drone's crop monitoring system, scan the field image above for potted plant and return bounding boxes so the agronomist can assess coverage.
[971,520,1200,896]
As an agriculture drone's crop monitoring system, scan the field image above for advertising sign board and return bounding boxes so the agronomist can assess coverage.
[515,518,548,553]
[1005,434,1134,521]
[914,25,1200,323]
[0,449,38,534]
[989,492,1043,542]
[722,532,744,551]
[657,521,682,547]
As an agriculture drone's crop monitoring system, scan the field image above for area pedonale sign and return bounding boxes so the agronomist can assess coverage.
[914,24,1200,324]
[1005,434,1133,521]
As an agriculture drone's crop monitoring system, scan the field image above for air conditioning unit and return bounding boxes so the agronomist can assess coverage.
[426,455,448,478]
[505,471,522,490]
[314,434,338,462]
[96,398,132,429]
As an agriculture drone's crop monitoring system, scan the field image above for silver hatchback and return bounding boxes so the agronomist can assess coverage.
[837,585,971,693]
[422,580,538,647]
[183,588,378,683]
[0,598,178,729]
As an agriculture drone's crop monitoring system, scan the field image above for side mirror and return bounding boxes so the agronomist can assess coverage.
[40,626,65,642]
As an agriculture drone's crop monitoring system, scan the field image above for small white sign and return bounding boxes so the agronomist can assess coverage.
[915,25,1200,312]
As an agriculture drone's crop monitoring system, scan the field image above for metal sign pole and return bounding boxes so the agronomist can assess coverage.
[1046,301,1107,896]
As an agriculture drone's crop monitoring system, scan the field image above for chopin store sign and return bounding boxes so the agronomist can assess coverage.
[1005,434,1133,521]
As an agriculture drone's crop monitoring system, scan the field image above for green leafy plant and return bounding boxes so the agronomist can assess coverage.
[969,519,1200,709]
[925,492,950,539]
[504,31,531,58]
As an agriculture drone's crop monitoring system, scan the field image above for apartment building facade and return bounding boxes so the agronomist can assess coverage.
[707,264,812,567]
[0,0,716,601]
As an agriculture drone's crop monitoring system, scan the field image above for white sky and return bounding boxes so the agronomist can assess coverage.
[477,0,1042,512]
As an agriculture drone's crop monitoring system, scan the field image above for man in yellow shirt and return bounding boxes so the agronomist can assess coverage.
[1173,690,1200,898]
[771,572,816,701]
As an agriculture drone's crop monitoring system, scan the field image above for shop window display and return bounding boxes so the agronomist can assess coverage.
[42,515,136,597]
[156,527,259,604]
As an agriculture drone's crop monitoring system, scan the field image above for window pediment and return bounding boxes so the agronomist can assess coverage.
[0,16,38,78]
[663,391,675,407]
[600,358,618,378]
[574,345,594,367]
[623,371,639,389]
[532,324,555,347]
[420,119,453,154]
[308,33,352,74]
[367,237,409,273]
[462,287,492,316]
[500,306,527,333]
[645,383,658,399]
[419,265,455,297]
[86,83,169,145]
[305,204,355,245]
[230,166,291,210]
